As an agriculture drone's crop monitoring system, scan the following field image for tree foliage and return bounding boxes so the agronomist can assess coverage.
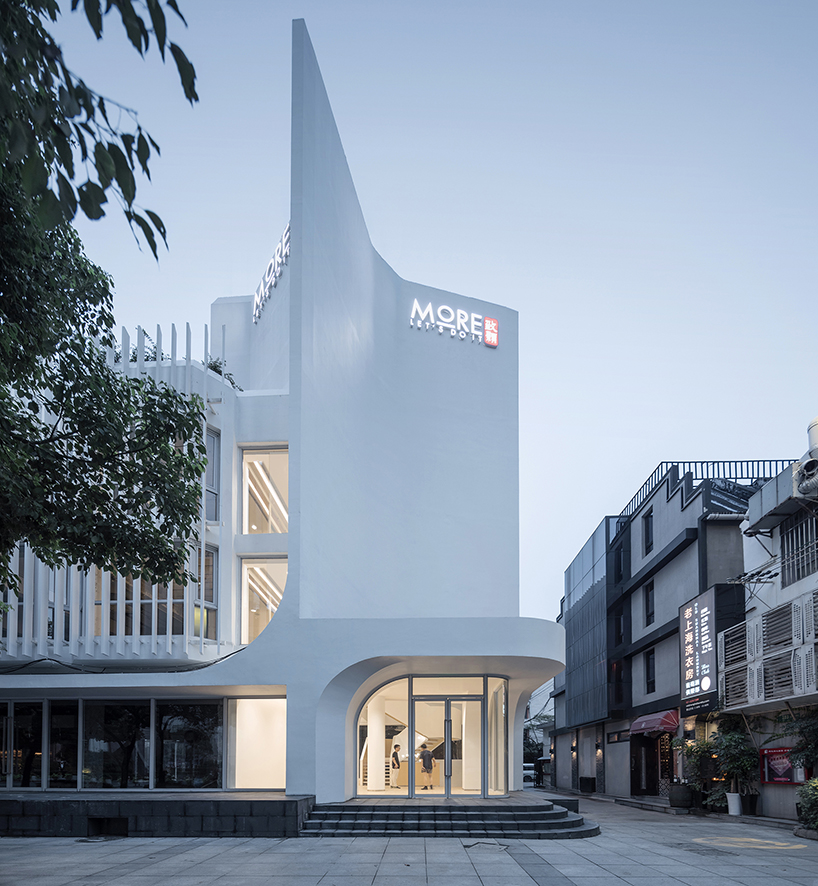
[0,0,198,256]
[774,706,818,772]
[0,162,206,594]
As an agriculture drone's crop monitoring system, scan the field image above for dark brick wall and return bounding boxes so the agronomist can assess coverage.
[0,795,314,838]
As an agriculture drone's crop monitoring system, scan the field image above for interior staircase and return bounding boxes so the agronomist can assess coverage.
[301,800,599,839]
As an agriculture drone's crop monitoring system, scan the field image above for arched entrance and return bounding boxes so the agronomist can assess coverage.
[355,676,507,798]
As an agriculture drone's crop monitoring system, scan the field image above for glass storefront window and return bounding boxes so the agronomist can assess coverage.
[242,449,288,534]
[487,676,507,795]
[226,699,286,788]
[13,702,43,788]
[83,702,150,789]
[357,679,409,796]
[154,701,223,789]
[49,702,78,788]
[412,677,484,696]
[241,559,287,644]
[355,676,508,798]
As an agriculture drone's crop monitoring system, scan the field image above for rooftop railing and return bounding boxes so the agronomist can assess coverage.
[619,460,795,519]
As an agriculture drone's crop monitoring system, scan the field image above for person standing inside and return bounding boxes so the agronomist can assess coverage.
[419,743,435,790]
[390,744,401,789]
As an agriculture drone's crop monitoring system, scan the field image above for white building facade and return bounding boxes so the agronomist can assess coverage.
[0,21,563,806]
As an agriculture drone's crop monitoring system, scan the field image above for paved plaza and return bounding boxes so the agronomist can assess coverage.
[1,796,816,886]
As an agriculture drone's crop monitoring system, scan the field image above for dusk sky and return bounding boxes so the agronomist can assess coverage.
[52,1,818,621]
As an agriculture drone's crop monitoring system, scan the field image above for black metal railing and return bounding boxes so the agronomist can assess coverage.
[619,460,795,519]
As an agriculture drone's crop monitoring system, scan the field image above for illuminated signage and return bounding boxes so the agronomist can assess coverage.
[680,589,717,715]
[252,223,291,324]
[760,748,807,784]
[409,299,498,347]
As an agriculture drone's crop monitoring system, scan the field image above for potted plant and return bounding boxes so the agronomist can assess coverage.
[672,736,714,808]
[796,777,818,833]
[711,729,759,816]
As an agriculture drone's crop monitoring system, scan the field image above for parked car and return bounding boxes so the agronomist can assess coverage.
[523,762,536,783]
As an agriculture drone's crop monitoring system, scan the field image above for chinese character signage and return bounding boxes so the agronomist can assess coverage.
[484,317,499,347]
[679,588,717,715]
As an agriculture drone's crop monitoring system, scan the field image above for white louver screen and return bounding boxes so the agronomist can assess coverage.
[794,646,817,695]
[793,650,804,693]
[808,591,817,641]
[763,652,795,699]
[721,623,747,668]
[763,603,794,653]
[723,667,749,707]
[793,601,803,645]
[755,621,763,657]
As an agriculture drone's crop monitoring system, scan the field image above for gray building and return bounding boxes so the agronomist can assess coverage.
[552,461,789,801]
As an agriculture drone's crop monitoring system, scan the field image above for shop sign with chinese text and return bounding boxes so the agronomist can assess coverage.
[679,588,718,715]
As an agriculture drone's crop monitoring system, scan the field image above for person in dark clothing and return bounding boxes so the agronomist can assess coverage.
[418,743,435,790]
[534,758,544,787]
[390,744,401,789]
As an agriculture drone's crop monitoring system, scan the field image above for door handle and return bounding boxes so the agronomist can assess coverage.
[444,718,452,778]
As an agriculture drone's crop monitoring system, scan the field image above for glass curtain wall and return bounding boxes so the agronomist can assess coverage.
[357,679,409,796]
[356,677,508,799]
[0,699,286,790]
[155,701,223,789]
[49,701,79,788]
[83,701,150,789]
[12,702,43,788]
[487,677,507,795]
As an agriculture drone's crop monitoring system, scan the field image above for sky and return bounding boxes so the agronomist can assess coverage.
[50,1,818,621]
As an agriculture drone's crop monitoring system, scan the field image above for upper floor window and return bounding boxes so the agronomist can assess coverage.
[194,546,217,641]
[780,509,818,588]
[645,648,656,694]
[644,580,655,627]
[243,449,288,534]
[241,558,287,644]
[643,509,654,556]
[613,605,624,647]
[613,544,624,584]
[205,429,220,521]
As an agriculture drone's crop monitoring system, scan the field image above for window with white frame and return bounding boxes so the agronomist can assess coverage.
[194,546,217,640]
[242,449,288,534]
[241,558,287,644]
[205,429,220,521]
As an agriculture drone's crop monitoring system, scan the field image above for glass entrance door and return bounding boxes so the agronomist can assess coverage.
[412,697,482,798]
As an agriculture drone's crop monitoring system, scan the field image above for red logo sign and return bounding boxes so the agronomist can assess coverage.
[484,317,499,348]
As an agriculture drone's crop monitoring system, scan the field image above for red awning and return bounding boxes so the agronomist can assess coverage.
[629,710,679,735]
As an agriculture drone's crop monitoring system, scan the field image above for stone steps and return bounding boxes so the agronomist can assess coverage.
[301,801,600,839]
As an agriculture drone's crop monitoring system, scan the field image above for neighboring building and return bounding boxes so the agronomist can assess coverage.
[0,21,563,810]
[551,460,791,801]
[716,419,818,819]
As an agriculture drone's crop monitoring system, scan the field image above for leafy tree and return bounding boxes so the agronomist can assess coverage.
[0,163,206,595]
[773,706,818,772]
[1,0,198,255]
[0,0,206,597]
